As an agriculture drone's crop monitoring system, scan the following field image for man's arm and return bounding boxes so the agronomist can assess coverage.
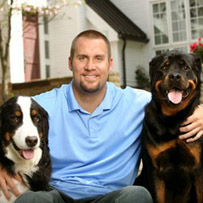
[0,166,22,200]
[179,104,203,142]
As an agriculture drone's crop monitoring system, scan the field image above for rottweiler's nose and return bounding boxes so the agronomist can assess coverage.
[169,73,181,82]
[25,136,38,147]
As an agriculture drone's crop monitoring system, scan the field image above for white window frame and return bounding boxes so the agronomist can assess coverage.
[150,0,202,54]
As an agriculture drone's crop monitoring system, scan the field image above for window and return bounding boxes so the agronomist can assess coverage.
[152,0,202,54]
[153,2,169,45]
[45,40,50,59]
[43,16,49,34]
[46,65,50,78]
[170,0,187,42]
[189,0,203,39]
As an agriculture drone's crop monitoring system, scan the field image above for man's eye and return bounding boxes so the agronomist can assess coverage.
[79,56,87,61]
[95,56,104,62]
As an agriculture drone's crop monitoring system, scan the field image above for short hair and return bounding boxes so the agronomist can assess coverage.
[70,30,111,59]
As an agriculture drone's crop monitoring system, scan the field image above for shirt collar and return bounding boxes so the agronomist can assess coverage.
[67,82,113,113]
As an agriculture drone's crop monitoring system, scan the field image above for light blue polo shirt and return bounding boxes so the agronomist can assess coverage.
[33,82,151,199]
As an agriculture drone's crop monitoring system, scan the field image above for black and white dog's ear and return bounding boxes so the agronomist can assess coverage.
[0,105,2,134]
[40,108,49,145]
[31,99,49,145]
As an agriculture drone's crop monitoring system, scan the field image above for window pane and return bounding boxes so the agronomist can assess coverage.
[153,4,158,13]
[154,25,160,34]
[45,41,49,59]
[198,7,203,16]
[171,0,178,10]
[190,0,196,7]
[155,35,161,44]
[162,34,169,43]
[160,3,166,11]
[191,30,199,39]
[180,31,187,41]
[199,29,203,37]
[179,20,186,30]
[43,17,48,34]
[190,0,203,39]
[46,65,50,78]
[190,8,197,17]
[171,11,178,20]
[172,22,178,31]
[171,0,187,42]
[152,2,168,45]
[173,33,179,42]
[197,0,203,6]
[191,19,198,29]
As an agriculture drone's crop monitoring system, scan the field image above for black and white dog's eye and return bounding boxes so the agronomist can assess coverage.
[10,116,20,123]
[33,116,40,123]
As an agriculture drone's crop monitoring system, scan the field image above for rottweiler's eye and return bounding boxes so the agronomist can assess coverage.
[183,66,189,70]
[161,66,169,71]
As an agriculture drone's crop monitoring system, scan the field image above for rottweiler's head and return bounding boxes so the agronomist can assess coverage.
[149,50,202,116]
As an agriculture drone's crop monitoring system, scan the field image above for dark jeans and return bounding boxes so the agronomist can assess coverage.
[15,186,153,203]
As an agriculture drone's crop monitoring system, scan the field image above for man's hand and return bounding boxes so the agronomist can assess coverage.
[179,105,203,142]
[0,166,22,200]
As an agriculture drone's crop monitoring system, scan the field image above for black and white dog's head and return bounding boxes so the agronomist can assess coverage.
[0,96,49,164]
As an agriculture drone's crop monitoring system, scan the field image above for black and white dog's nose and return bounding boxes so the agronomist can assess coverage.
[25,136,38,147]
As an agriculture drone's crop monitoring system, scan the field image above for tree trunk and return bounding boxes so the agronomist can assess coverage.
[1,59,10,102]
[0,2,13,103]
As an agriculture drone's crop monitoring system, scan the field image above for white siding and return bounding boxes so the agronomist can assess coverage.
[48,5,83,78]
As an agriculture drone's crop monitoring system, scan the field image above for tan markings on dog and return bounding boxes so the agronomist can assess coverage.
[178,60,184,65]
[162,79,197,116]
[39,133,42,139]
[187,142,202,166]
[155,178,165,203]
[31,109,37,116]
[165,60,170,66]
[194,176,203,203]
[155,80,163,101]
[146,140,177,168]
[5,132,13,141]
[15,110,22,117]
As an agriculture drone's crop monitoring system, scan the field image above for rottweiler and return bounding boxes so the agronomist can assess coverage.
[135,50,203,203]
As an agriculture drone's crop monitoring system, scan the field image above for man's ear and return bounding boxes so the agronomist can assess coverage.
[68,57,73,71]
[108,57,113,73]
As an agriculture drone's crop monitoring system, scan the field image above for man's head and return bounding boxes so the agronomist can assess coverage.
[69,30,113,95]
[70,30,112,60]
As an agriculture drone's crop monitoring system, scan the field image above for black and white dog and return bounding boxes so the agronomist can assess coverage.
[0,96,51,202]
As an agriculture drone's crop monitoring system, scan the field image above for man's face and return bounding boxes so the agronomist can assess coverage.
[69,37,113,94]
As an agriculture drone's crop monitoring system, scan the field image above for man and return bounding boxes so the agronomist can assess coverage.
[0,30,203,203]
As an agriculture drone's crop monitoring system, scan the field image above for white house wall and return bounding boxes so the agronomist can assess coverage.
[48,5,81,78]
[45,3,120,79]
[111,0,154,86]
[125,41,149,87]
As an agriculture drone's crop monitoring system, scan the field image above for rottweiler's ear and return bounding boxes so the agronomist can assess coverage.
[0,105,3,139]
[149,55,163,84]
[191,53,202,77]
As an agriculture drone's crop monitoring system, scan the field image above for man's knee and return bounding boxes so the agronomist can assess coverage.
[118,186,153,203]
[15,190,65,203]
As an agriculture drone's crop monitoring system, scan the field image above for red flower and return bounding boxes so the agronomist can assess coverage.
[190,38,203,61]
[190,42,197,52]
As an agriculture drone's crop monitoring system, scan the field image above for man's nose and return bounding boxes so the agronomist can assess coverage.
[85,59,95,70]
